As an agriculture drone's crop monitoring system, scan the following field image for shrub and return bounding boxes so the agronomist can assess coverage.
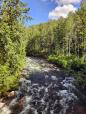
[48,55,86,87]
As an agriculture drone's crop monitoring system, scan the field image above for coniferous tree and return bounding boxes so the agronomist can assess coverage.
[0,0,30,93]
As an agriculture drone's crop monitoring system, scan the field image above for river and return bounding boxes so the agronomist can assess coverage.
[0,57,86,114]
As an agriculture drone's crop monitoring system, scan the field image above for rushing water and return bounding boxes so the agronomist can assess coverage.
[8,57,86,114]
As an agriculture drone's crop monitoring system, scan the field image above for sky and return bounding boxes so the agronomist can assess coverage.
[23,0,82,26]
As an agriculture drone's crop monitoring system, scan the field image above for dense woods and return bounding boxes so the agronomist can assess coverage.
[0,0,29,93]
[26,1,86,87]
[0,0,86,94]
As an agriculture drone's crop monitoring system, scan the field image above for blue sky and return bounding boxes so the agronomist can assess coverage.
[23,0,56,26]
[22,0,81,26]
[29,0,57,25]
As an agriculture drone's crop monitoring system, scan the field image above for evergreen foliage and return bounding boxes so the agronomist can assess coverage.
[26,1,86,87]
[0,0,29,93]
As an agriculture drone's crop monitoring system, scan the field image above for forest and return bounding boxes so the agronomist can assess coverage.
[0,0,86,94]
[26,2,86,88]
[0,0,29,93]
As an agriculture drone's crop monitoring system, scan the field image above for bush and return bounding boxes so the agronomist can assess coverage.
[48,55,69,69]
[48,55,86,87]
[0,22,26,94]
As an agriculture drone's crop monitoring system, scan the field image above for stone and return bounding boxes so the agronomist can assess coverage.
[3,91,16,98]
[0,102,5,108]
[7,91,16,98]
[0,106,11,114]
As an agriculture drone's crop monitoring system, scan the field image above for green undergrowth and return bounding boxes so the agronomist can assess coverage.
[0,58,25,94]
[48,55,86,87]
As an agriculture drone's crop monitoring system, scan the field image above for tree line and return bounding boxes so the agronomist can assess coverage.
[27,2,86,59]
[0,0,29,93]
[26,1,86,87]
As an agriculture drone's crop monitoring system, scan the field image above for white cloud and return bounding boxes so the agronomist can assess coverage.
[42,0,82,4]
[49,4,77,20]
[41,0,81,20]
[51,0,81,5]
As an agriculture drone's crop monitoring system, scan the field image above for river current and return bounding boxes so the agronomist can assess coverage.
[2,57,86,114]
